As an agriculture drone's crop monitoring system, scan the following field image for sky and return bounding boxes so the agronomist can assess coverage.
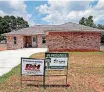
[0,0,104,26]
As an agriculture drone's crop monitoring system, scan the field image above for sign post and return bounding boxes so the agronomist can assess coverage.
[21,58,45,88]
[21,53,69,88]
[45,53,69,86]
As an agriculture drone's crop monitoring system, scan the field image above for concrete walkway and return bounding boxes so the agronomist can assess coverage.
[0,48,48,76]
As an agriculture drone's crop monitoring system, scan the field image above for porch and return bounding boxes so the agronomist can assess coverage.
[23,36,37,48]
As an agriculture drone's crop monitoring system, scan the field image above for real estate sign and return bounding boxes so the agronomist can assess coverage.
[21,58,45,75]
[45,53,68,69]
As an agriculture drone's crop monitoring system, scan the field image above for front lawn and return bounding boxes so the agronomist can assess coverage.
[0,52,104,92]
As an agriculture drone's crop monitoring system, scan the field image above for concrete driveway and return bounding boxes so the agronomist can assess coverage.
[0,48,48,76]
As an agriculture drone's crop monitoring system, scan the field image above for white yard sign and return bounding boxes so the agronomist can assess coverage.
[50,58,67,66]
[45,53,68,69]
[21,58,44,75]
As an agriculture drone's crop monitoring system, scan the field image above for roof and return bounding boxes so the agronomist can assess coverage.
[4,22,104,36]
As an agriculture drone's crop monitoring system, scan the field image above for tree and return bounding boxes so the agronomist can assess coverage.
[97,24,104,29]
[0,15,29,41]
[79,15,94,27]
[86,16,94,27]
[16,17,29,29]
[92,24,97,28]
[79,15,104,44]
[79,17,86,25]
[101,34,104,43]
[10,16,17,30]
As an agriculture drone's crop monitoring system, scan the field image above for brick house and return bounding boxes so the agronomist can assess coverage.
[4,22,104,52]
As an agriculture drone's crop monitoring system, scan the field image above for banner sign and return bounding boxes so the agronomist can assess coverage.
[45,53,68,69]
[21,58,44,75]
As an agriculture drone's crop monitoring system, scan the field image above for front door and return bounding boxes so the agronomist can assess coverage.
[32,36,37,47]
[25,36,32,48]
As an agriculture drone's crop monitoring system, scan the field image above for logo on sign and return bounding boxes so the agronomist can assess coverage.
[54,59,65,64]
[25,64,40,71]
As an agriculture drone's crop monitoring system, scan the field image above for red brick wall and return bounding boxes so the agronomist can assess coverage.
[7,35,24,50]
[46,32,101,52]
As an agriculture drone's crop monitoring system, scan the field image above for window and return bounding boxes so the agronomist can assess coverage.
[42,35,46,44]
[13,37,16,44]
[33,37,36,42]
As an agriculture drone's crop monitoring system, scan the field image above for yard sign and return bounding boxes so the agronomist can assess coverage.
[21,58,45,88]
[21,58,44,75]
[20,53,69,88]
[45,53,68,70]
[45,53,69,86]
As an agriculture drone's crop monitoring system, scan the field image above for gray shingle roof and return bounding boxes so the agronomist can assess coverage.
[4,22,104,36]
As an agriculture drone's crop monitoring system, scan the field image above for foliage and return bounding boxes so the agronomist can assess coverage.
[79,17,86,25]
[97,24,104,30]
[86,16,94,27]
[0,15,29,41]
[79,15,104,43]
[101,34,104,43]
[79,15,95,27]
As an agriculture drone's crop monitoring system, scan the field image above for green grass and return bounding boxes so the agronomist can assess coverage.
[0,64,20,84]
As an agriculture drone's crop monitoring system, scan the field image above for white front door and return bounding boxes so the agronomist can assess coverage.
[32,36,37,47]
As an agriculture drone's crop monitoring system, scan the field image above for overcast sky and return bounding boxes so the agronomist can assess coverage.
[0,0,104,26]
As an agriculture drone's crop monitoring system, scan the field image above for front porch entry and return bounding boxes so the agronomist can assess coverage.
[24,36,37,48]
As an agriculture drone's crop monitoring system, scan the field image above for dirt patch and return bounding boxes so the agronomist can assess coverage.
[0,44,7,51]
